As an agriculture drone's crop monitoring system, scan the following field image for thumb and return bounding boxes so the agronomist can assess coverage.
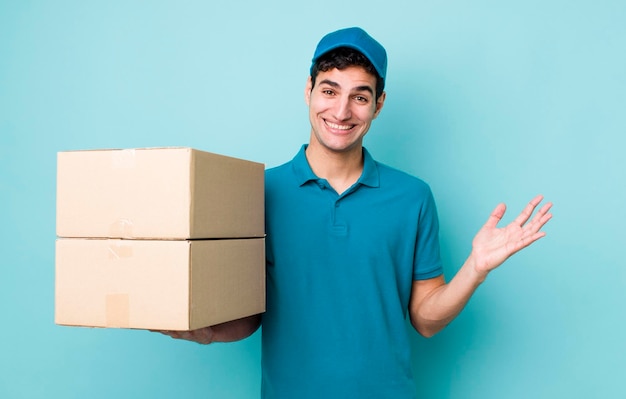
[484,203,506,229]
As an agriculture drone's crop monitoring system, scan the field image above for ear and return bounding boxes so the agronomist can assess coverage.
[304,76,313,106]
[373,91,386,119]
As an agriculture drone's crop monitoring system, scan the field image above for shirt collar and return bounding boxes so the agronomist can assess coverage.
[291,144,380,188]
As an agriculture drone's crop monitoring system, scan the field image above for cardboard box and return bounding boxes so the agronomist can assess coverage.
[56,147,264,239]
[55,238,266,330]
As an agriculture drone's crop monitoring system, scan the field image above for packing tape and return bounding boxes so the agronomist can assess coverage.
[109,219,134,239]
[107,241,133,259]
[106,293,130,328]
[111,148,136,169]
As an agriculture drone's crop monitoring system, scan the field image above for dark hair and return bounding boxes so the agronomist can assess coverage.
[310,47,384,100]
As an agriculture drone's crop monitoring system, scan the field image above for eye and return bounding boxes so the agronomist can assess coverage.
[354,95,369,103]
[322,89,335,96]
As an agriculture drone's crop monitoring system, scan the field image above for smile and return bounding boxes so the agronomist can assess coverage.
[325,120,355,131]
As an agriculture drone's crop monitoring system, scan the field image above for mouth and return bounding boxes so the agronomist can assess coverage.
[324,119,355,132]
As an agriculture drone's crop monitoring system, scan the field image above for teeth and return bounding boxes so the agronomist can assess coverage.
[326,121,353,130]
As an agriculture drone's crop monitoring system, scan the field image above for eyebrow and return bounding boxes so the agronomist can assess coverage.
[318,79,374,95]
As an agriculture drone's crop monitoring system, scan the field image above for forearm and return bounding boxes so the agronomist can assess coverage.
[411,195,552,338]
[411,255,487,337]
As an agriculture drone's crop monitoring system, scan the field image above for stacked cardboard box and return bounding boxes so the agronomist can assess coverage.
[55,148,265,331]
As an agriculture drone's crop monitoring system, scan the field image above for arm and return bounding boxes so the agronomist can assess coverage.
[156,314,261,345]
[409,195,553,338]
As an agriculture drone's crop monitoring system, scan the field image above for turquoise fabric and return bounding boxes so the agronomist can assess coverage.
[261,145,443,398]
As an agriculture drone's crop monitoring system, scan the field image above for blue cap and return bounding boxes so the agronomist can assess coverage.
[310,27,387,85]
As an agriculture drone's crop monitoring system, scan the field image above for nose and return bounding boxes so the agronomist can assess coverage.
[332,95,352,121]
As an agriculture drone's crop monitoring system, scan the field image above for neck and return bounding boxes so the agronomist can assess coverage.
[305,141,364,195]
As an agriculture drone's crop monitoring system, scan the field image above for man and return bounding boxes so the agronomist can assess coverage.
[162,27,553,398]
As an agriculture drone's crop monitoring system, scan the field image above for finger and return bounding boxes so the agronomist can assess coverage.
[152,330,188,340]
[523,202,553,233]
[484,203,507,228]
[513,195,544,226]
[509,232,546,255]
[533,202,553,225]
[522,206,552,241]
[159,331,182,339]
[522,231,547,248]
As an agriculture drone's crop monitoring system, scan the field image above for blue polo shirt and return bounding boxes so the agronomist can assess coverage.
[262,145,443,399]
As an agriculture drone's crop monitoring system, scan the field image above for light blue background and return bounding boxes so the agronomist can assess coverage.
[1,1,625,398]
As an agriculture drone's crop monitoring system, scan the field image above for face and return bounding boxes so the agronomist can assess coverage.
[305,66,385,154]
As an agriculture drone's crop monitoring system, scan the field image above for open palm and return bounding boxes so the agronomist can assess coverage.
[471,195,553,274]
